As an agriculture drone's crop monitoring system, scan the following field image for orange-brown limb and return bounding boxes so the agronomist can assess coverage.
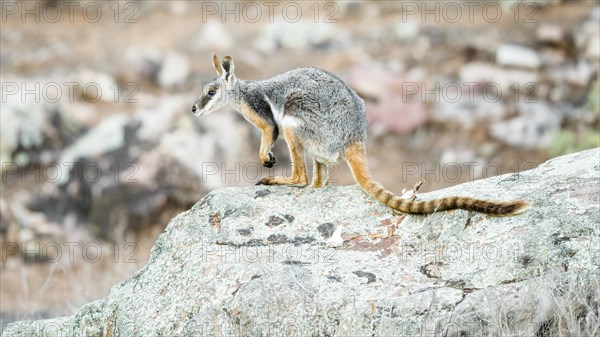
[309,159,328,188]
[240,103,277,167]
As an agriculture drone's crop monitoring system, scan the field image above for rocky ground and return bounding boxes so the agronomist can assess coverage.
[1,0,599,330]
[4,148,599,337]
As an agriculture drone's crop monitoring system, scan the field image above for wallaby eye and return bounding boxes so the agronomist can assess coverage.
[208,90,216,96]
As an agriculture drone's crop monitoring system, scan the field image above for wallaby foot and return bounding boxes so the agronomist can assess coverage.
[256,176,308,187]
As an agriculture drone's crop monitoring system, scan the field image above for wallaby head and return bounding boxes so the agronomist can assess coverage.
[192,53,237,116]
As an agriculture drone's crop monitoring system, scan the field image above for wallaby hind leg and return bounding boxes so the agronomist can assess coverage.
[256,126,308,187]
[309,159,329,188]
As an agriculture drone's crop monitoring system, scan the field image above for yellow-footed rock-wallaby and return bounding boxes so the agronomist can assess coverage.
[192,54,529,216]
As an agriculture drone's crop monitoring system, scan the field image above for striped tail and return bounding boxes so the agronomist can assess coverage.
[343,143,529,216]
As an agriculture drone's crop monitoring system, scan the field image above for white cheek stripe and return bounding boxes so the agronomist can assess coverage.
[202,96,217,114]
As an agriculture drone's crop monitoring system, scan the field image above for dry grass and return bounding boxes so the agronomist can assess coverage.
[477,271,600,337]
[540,272,599,337]
[0,226,160,330]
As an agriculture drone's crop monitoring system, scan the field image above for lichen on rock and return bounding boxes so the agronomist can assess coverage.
[4,148,599,337]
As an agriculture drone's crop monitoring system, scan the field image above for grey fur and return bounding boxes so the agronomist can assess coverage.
[193,63,367,165]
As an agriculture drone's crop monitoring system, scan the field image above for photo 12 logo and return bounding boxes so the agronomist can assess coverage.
[400,1,539,24]
[401,81,539,104]
[1,241,139,264]
[400,161,539,184]
[201,1,340,23]
[2,1,139,23]
[2,161,139,184]
[1,81,139,104]
[200,161,340,185]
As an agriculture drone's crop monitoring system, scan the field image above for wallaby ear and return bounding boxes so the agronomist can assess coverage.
[222,56,234,81]
[212,52,223,76]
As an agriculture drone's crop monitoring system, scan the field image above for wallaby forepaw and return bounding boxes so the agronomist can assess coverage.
[262,152,276,168]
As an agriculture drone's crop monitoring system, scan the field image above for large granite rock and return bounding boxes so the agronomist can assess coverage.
[4,148,599,337]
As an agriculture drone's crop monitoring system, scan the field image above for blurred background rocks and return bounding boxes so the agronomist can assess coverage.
[1,0,598,329]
